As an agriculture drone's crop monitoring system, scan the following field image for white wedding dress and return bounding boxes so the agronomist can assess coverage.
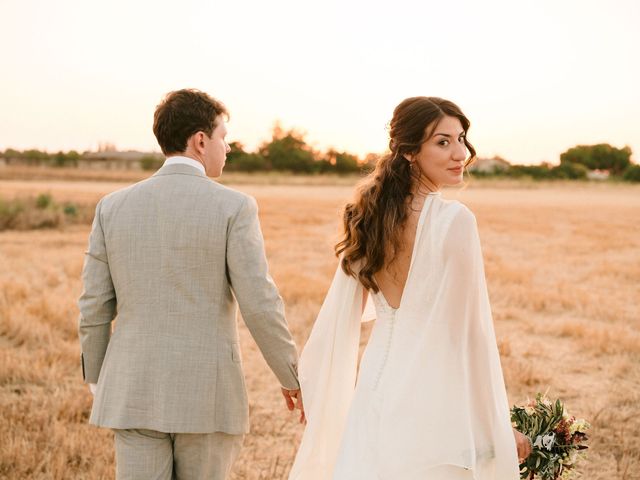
[289,194,520,480]
[333,290,474,479]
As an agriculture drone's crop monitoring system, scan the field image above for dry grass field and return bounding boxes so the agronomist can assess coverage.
[1,173,639,479]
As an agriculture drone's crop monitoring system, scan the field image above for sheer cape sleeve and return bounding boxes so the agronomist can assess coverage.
[288,261,365,479]
[289,197,519,480]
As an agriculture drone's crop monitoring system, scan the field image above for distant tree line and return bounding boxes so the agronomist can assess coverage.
[0,126,369,174]
[2,136,639,182]
[1,148,82,167]
[224,125,365,174]
[472,144,639,182]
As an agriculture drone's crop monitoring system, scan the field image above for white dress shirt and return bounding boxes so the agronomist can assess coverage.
[164,155,206,175]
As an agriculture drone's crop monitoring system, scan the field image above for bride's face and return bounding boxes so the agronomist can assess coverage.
[408,115,468,189]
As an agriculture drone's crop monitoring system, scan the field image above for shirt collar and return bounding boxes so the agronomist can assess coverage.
[164,156,206,175]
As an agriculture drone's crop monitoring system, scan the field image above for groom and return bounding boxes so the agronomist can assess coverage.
[78,89,301,479]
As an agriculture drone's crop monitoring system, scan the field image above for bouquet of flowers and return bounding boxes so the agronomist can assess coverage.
[510,393,590,479]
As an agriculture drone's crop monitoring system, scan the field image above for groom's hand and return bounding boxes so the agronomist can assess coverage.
[281,388,305,423]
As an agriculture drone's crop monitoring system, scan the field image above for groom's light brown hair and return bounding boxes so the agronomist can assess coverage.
[153,89,228,155]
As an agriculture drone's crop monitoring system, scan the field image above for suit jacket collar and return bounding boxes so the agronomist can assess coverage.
[152,162,208,178]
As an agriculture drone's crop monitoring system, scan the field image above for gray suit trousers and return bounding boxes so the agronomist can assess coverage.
[114,429,244,480]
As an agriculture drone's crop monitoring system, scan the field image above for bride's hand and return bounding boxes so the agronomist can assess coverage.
[294,391,306,424]
[513,428,532,463]
[281,388,305,424]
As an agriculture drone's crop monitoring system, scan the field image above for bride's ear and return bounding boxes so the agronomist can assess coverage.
[403,153,413,163]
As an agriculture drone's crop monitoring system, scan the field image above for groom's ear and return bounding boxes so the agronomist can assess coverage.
[187,131,206,155]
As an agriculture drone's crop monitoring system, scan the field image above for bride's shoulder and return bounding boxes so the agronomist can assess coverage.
[433,198,476,228]
[429,200,480,255]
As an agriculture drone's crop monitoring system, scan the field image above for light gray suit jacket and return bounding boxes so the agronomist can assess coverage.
[78,163,299,434]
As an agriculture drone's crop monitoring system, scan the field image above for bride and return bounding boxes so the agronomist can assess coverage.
[289,97,532,479]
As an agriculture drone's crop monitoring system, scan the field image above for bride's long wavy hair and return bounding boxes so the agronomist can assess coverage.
[335,97,476,292]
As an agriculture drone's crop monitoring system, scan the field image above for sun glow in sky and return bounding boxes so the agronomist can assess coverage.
[1,0,639,164]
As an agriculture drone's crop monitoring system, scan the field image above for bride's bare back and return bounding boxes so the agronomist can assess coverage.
[374,196,426,309]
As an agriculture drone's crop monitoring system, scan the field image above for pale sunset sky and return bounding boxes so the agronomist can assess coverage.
[1,0,638,165]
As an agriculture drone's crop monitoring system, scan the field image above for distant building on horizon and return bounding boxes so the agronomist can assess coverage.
[585,169,610,181]
[0,150,163,170]
[78,151,162,170]
[468,156,511,173]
